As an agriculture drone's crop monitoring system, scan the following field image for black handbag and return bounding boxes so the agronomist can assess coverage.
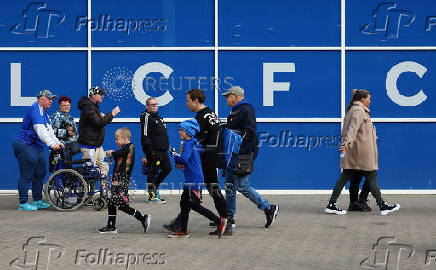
[233,153,254,176]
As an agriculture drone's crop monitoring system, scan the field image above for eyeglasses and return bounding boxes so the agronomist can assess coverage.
[148,103,158,107]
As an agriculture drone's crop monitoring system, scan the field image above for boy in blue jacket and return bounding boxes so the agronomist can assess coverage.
[169,119,226,238]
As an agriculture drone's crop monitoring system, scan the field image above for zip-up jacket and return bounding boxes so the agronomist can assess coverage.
[226,101,258,159]
[140,110,169,160]
[77,96,113,147]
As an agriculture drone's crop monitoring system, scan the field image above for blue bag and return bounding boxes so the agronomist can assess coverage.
[221,127,243,171]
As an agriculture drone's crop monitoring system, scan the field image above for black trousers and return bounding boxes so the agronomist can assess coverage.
[179,188,220,233]
[202,162,228,218]
[349,170,370,204]
[329,169,384,205]
[147,151,172,193]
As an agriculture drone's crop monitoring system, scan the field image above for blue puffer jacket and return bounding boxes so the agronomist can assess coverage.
[174,138,204,190]
[226,101,258,159]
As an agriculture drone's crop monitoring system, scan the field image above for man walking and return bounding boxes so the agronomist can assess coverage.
[140,97,172,203]
[222,86,279,233]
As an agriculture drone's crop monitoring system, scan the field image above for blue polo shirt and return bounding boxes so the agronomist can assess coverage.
[16,102,51,149]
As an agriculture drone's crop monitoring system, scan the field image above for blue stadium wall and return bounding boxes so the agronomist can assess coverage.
[1,0,436,191]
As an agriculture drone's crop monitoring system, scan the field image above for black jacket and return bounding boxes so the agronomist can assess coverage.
[77,96,113,147]
[140,110,169,160]
[195,107,221,167]
[226,101,258,159]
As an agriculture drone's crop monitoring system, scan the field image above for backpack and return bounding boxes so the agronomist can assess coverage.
[220,127,243,171]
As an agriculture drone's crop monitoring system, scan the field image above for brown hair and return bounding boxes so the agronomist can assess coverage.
[346,89,370,112]
[187,89,206,104]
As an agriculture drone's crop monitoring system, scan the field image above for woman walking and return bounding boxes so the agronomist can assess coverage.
[325,89,400,216]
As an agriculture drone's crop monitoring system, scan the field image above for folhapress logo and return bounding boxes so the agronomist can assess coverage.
[9,2,65,38]
[361,2,415,39]
[9,236,65,270]
[360,237,415,269]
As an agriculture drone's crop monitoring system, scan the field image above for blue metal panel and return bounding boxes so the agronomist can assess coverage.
[346,51,436,117]
[91,0,214,47]
[92,51,215,118]
[0,51,87,118]
[218,51,341,118]
[375,123,436,189]
[0,0,87,47]
[347,0,436,46]
[219,0,341,46]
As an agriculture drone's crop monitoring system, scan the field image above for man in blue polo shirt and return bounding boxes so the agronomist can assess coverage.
[13,90,63,211]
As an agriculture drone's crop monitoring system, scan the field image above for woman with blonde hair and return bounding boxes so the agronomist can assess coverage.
[325,89,400,216]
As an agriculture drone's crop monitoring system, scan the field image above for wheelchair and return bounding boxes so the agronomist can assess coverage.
[43,142,110,211]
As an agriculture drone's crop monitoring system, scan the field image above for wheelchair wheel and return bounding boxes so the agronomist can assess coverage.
[92,197,107,211]
[44,169,88,211]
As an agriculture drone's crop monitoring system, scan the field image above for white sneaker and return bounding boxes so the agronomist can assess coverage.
[379,202,400,216]
[325,203,347,215]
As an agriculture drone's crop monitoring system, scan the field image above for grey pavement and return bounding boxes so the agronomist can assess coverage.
[1,194,436,270]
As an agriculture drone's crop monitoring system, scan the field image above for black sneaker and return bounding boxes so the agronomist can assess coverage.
[359,199,372,212]
[142,215,151,233]
[325,203,347,215]
[210,223,233,236]
[163,217,180,232]
[97,226,117,233]
[379,202,400,216]
[210,218,236,228]
[265,204,279,228]
[348,201,365,212]
[217,217,228,238]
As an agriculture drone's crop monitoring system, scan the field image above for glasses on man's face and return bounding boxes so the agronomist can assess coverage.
[148,103,158,107]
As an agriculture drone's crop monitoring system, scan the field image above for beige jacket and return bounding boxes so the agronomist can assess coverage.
[340,101,378,171]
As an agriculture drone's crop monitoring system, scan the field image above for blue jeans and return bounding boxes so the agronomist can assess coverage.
[225,169,270,218]
[13,140,47,204]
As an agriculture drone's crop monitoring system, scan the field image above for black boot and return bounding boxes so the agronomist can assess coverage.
[348,201,365,211]
[358,199,372,212]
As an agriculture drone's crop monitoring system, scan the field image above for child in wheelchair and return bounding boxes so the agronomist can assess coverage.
[97,127,150,233]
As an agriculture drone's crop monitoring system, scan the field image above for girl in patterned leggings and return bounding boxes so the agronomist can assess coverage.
[98,127,150,233]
